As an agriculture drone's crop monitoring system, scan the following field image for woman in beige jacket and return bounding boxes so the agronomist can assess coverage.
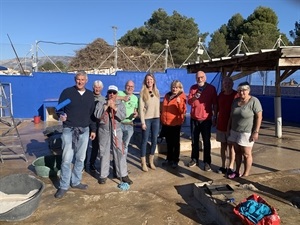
[139,73,160,172]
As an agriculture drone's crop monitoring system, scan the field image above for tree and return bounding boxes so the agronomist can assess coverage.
[242,20,280,50]
[209,13,245,57]
[40,61,67,71]
[241,7,290,51]
[39,61,51,71]
[56,61,67,71]
[209,6,291,57]
[119,8,205,66]
[208,31,229,58]
[290,20,300,46]
[66,8,294,71]
[226,13,245,50]
[68,38,168,72]
[69,38,113,70]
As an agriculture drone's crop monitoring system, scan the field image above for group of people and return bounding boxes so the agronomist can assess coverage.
[54,71,139,198]
[215,76,263,179]
[54,70,262,199]
[188,71,262,179]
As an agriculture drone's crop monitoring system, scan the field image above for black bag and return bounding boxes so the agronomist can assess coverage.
[48,133,62,151]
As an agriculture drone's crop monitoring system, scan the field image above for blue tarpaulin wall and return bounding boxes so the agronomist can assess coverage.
[0,69,202,119]
[1,69,300,125]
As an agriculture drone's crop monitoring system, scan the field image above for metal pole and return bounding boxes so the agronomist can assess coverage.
[237,36,243,54]
[165,40,169,70]
[277,35,281,48]
[35,41,39,72]
[7,34,26,75]
[114,41,118,70]
[112,26,118,70]
[274,66,282,138]
[197,37,201,62]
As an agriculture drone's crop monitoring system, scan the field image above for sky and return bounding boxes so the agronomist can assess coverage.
[0,0,299,61]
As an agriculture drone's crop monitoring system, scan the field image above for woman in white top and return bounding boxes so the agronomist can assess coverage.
[139,73,160,172]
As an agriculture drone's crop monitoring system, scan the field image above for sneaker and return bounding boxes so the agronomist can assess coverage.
[172,162,178,169]
[121,175,133,185]
[54,189,67,199]
[217,167,227,174]
[188,159,197,167]
[98,177,107,184]
[228,171,240,179]
[71,183,88,190]
[226,168,234,176]
[204,163,212,171]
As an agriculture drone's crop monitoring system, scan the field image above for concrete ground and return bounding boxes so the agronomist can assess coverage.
[0,118,300,225]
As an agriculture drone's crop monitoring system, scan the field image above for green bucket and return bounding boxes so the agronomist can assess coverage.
[32,155,62,178]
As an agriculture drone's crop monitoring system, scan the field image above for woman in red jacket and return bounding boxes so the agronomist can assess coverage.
[160,80,187,168]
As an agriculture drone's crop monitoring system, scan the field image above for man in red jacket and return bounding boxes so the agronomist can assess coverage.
[187,71,217,171]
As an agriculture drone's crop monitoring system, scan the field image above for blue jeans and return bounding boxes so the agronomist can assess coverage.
[141,118,160,157]
[121,124,134,154]
[59,126,89,190]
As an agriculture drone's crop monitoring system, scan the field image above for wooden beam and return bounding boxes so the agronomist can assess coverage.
[279,69,298,82]
[230,71,253,81]
[279,58,300,67]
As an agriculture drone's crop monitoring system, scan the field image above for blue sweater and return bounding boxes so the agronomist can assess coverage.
[239,199,272,224]
[58,86,96,132]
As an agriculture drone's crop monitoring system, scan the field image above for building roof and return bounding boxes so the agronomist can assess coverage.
[186,46,300,82]
[186,46,300,138]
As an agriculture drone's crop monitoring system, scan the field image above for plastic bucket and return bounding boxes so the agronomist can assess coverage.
[0,174,45,221]
[32,155,62,177]
[33,116,41,124]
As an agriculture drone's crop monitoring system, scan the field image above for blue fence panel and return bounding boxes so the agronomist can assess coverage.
[1,70,299,125]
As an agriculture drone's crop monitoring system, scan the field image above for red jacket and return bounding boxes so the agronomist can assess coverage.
[160,92,187,126]
[188,83,217,121]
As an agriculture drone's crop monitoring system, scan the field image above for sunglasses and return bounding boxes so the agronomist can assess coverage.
[149,91,154,98]
[108,91,117,95]
[238,88,249,92]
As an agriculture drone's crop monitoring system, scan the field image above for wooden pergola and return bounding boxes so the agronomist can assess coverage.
[186,46,300,138]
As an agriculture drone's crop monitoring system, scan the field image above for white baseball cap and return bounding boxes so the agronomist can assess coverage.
[107,85,118,92]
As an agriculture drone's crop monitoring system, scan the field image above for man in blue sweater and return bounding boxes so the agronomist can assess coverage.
[54,71,96,199]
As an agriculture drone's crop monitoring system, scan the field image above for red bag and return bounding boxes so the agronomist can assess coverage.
[233,193,280,225]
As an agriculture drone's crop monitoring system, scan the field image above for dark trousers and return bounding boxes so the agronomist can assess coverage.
[190,118,212,164]
[89,135,99,165]
[85,131,99,167]
[165,125,181,163]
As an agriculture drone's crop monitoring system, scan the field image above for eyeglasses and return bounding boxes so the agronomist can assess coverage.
[108,91,117,95]
[149,91,154,98]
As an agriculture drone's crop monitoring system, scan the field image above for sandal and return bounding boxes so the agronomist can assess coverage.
[228,171,240,179]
